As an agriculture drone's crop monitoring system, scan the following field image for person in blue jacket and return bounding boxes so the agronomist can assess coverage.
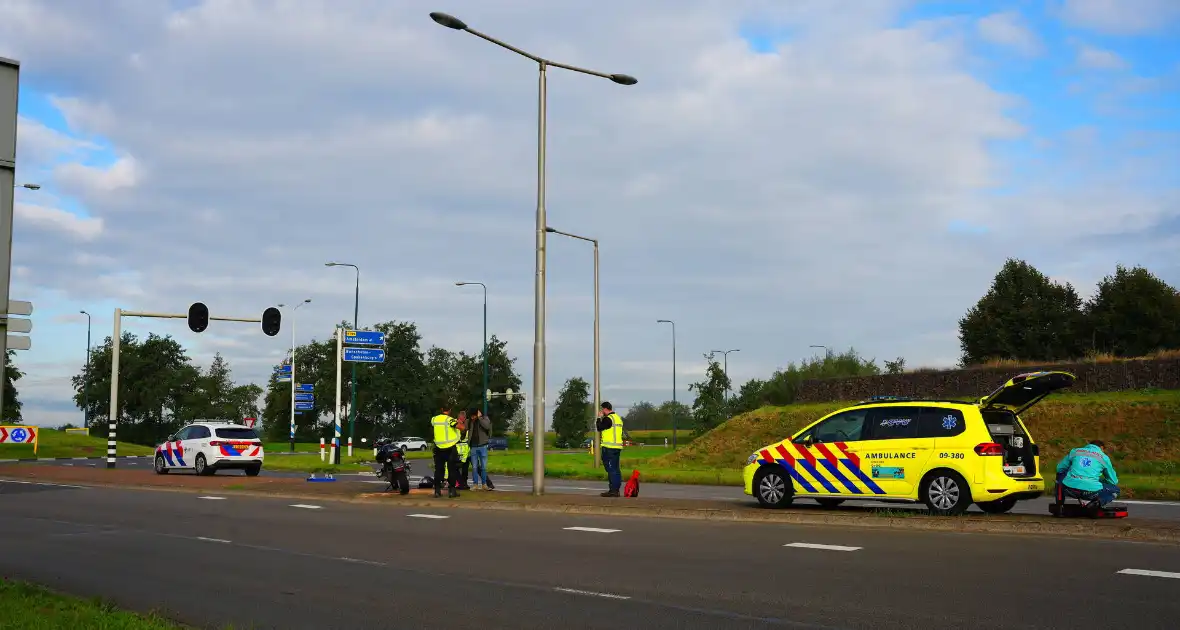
[1056,439,1120,507]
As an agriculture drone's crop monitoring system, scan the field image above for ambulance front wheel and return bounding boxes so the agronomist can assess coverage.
[753,467,794,509]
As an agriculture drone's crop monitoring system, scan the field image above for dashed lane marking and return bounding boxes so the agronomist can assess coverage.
[289,504,323,510]
[563,527,621,533]
[407,514,449,519]
[1118,569,1180,579]
[0,479,88,489]
[554,587,630,600]
[785,542,862,552]
[196,537,231,544]
[198,496,226,500]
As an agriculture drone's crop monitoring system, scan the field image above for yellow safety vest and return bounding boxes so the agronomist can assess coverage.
[432,414,459,449]
[457,429,470,462]
[601,413,624,449]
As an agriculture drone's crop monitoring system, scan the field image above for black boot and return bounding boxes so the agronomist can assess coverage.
[601,490,619,497]
[449,487,460,498]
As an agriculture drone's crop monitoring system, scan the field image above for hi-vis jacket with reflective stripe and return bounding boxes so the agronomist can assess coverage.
[432,414,459,449]
[601,413,624,449]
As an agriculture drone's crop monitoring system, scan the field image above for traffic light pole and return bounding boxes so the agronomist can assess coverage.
[106,308,267,469]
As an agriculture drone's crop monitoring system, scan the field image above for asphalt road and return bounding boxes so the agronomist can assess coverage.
[2,479,1180,629]
[16,456,1180,521]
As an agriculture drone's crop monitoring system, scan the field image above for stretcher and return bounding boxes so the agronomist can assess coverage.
[1050,481,1128,518]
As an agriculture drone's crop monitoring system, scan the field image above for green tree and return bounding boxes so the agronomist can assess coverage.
[551,376,591,448]
[623,401,659,429]
[884,357,906,375]
[1086,265,1180,357]
[958,258,1087,365]
[4,350,22,422]
[729,348,881,414]
[687,353,731,435]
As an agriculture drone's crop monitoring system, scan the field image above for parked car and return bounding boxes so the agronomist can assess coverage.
[487,437,509,451]
[154,421,264,476]
[395,436,430,451]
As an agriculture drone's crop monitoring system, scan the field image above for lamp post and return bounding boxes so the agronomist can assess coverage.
[657,319,677,449]
[809,344,828,357]
[455,282,488,419]
[281,299,311,453]
[546,226,601,467]
[710,349,740,401]
[80,310,91,429]
[325,262,359,465]
[430,10,636,496]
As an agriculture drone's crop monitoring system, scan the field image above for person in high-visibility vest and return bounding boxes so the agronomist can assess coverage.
[596,401,625,497]
[431,405,461,498]
[456,410,472,491]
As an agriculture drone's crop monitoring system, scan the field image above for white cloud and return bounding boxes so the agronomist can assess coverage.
[14,202,104,240]
[1058,0,1180,34]
[977,11,1042,56]
[0,0,1175,421]
[1076,44,1129,70]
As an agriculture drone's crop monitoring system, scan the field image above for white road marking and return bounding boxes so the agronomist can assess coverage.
[198,496,226,500]
[407,514,450,519]
[0,479,87,489]
[554,587,630,600]
[785,542,862,552]
[196,537,231,544]
[62,463,74,466]
[1118,569,1180,579]
[1116,500,1180,507]
[563,527,621,533]
[339,557,385,566]
[289,504,323,510]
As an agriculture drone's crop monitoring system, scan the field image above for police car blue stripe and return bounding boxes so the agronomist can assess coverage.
[796,460,839,493]
[819,460,863,494]
[840,458,886,495]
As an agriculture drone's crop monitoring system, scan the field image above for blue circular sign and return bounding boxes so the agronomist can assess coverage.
[10,428,28,442]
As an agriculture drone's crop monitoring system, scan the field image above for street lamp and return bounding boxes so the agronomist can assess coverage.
[280,299,312,453]
[14,183,39,190]
[546,226,601,467]
[809,344,828,356]
[455,282,488,419]
[657,319,677,449]
[710,349,740,401]
[430,10,636,496]
[325,262,360,464]
[80,310,91,429]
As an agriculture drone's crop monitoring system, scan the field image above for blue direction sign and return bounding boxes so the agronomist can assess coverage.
[343,347,385,363]
[296,383,314,392]
[295,393,314,402]
[275,364,292,373]
[295,402,315,411]
[276,374,292,382]
[344,330,385,346]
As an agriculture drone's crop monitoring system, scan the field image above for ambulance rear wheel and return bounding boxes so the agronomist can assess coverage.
[920,470,970,515]
[754,467,793,509]
[977,497,1017,514]
[154,456,169,475]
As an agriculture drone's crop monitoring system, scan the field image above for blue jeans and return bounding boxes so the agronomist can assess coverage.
[601,447,622,492]
[470,445,489,485]
[1058,473,1120,507]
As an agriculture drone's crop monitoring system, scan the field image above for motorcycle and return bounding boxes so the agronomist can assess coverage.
[373,438,411,495]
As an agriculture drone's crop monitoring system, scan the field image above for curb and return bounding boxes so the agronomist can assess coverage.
[18,474,1177,545]
[0,456,151,463]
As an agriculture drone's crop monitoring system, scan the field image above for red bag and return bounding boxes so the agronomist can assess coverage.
[623,470,640,497]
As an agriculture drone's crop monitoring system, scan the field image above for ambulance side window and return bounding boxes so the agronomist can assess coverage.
[811,410,868,443]
[864,407,921,440]
[916,408,966,438]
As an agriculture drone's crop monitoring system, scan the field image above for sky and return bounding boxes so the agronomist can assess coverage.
[2,0,1178,428]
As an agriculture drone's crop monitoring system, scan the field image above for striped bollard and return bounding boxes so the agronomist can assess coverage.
[319,438,325,462]
[348,436,353,457]
[329,438,337,464]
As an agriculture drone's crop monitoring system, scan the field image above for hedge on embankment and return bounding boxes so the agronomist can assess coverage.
[651,390,1180,478]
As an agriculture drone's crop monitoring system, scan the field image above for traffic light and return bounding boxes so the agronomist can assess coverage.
[187,302,209,333]
[261,307,281,337]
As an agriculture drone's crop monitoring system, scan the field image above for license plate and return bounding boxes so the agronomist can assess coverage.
[1004,465,1026,475]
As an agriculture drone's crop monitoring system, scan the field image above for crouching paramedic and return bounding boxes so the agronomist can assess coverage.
[432,405,461,498]
[1056,439,1120,507]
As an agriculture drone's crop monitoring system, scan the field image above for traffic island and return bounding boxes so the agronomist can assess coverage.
[4,464,1179,544]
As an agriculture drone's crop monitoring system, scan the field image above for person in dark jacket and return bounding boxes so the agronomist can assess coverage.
[597,401,625,497]
[468,407,493,490]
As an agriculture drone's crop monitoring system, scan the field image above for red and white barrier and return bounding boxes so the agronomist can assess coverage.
[319,437,325,462]
[347,436,353,457]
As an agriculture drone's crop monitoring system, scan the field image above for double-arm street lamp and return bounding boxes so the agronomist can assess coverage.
[546,226,601,467]
[710,348,740,401]
[80,310,91,429]
[325,262,360,464]
[455,282,489,419]
[430,10,636,495]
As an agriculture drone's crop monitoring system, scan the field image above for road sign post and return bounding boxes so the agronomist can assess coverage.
[340,329,385,457]
[333,326,343,464]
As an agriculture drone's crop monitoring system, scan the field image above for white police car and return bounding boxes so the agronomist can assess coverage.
[154,421,265,476]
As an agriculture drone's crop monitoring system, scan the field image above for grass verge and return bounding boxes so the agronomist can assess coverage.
[0,578,187,629]
[0,430,154,460]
